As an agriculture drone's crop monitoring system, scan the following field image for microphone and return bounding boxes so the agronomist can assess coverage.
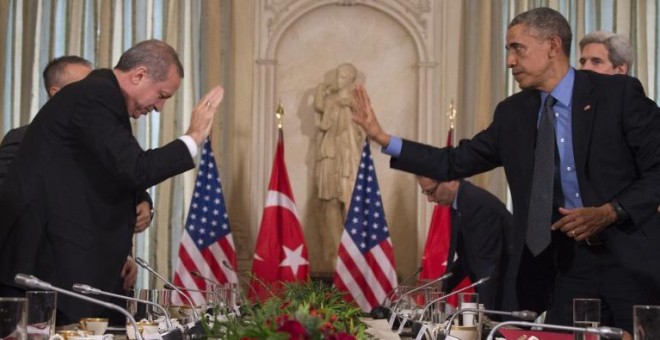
[15,274,143,340]
[409,277,490,339]
[73,284,174,329]
[163,283,231,310]
[134,257,199,322]
[391,272,453,314]
[221,260,264,303]
[370,266,423,319]
[387,272,453,331]
[417,276,490,322]
[190,271,219,286]
[485,321,623,340]
[443,308,537,337]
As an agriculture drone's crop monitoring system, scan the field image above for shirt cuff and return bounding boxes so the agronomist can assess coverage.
[382,136,402,157]
[178,135,198,158]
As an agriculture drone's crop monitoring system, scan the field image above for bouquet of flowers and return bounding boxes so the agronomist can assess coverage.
[201,280,366,339]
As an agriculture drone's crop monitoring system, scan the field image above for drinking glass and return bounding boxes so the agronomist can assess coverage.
[573,298,600,340]
[26,291,57,340]
[0,297,28,340]
[634,305,660,340]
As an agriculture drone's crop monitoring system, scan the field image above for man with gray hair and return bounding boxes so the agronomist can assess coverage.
[0,40,224,325]
[352,7,660,334]
[579,30,633,75]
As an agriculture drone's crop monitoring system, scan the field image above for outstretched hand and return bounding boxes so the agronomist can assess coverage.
[352,85,391,147]
[186,85,225,145]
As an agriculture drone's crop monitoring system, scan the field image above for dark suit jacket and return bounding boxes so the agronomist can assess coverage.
[0,69,194,324]
[390,70,660,311]
[443,180,511,311]
[0,125,28,190]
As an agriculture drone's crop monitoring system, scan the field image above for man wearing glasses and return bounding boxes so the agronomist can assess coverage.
[418,176,511,311]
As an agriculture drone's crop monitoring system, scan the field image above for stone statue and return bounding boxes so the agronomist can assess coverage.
[313,63,365,262]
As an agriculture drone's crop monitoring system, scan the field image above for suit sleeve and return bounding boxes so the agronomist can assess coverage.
[71,82,194,191]
[615,77,660,226]
[390,121,503,181]
[0,128,25,189]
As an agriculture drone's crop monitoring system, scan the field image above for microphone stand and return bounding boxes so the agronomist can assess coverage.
[221,260,263,304]
[486,321,623,340]
[163,283,233,313]
[417,276,490,322]
[443,308,537,337]
[371,266,423,319]
[391,272,453,317]
[73,284,174,329]
[135,257,200,322]
[14,274,143,340]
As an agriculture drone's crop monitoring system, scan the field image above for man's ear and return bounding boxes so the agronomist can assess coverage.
[615,64,629,75]
[48,86,61,98]
[547,35,564,57]
[130,66,149,85]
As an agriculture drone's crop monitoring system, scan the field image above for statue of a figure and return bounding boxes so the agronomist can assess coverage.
[313,63,365,261]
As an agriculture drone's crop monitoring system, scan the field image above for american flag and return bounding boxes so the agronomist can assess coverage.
[173,139,238,306]
[334,140,398,312]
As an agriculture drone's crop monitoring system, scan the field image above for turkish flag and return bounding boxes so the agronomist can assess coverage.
[249,130,309,302]
[419,128,472,307]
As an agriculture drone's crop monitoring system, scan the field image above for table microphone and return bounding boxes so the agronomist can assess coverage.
[221,260,264,303]
[73,283,174,329]
[134,257,200,322]
[388,272,453,331]
[14,274,143,340]
[443,308,537,337]
[485,320,623,340]
[370,266,423,320]
[410,276,490,339]
[163,283,230,310]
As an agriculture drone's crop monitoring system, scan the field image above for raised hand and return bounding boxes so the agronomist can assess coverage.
[352,85,391,147]
[186,85,225,145]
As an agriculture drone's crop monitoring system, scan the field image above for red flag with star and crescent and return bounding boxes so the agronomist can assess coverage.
[249,129,309,302]
[419,128,472,307]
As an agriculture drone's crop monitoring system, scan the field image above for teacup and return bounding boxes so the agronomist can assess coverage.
[126,320,160,340]
[55,330,94,340]
[79,318,109,335]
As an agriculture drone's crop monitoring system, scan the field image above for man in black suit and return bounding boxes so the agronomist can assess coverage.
[418,176,510,311]
[353,7,660,333]
[0,56,149,294]
[0,40,225,325]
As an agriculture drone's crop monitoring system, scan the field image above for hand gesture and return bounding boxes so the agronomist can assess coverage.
[186,85,225,145]
[352,85,390,147]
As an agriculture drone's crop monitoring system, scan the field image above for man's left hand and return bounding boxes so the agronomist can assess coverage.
[121,256,138,291]
[551,204,617,241]
[135,201,152,233]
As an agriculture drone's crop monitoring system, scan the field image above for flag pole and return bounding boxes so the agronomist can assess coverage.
[446,99,456,145]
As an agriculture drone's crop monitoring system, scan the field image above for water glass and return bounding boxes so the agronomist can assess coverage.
[573,298,600,340]
[458,292,479,326]
[26,291,57,340]
[0,297,28,340]
[634,305,660,340]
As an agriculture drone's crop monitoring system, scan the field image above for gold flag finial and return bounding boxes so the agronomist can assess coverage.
[447,99,456,130]
[275,101,284,130]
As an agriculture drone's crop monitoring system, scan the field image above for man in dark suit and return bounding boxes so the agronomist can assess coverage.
[0,40,225,325]
[0,56,150,295]
[418,176,510,311]
[353,7,660,333]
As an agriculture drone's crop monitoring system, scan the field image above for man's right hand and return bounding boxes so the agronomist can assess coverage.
[352,85,391,147]
[186,86,225,145]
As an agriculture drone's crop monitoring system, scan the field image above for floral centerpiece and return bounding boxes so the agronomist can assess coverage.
[201,280,367,339]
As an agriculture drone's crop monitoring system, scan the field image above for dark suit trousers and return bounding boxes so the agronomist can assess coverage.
[545,240,648,333]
